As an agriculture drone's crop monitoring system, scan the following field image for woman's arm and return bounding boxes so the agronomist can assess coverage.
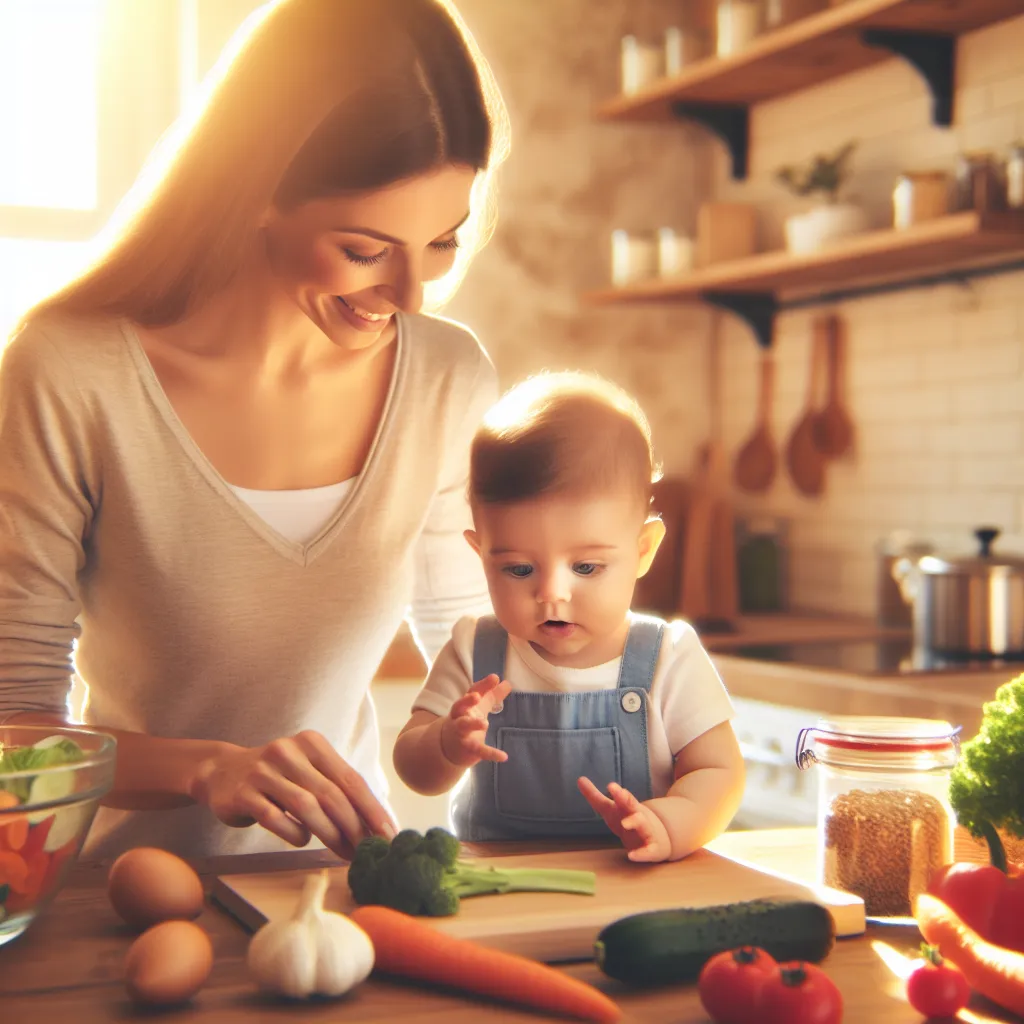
[405,342,497,659]
[2,709,233,810]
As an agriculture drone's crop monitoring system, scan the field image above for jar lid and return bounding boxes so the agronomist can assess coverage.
[796,715,961,771]
[918,527,1024,577]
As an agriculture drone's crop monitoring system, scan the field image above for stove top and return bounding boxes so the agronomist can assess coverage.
[722,637,1024,676]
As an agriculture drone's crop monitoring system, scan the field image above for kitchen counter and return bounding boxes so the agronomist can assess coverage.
[1,829,1018,1023]
[373,613,915,682]
[713,648,1012,740]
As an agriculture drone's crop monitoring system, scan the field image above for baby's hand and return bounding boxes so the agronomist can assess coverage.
[440,674,512,768]
[578,777,672,863]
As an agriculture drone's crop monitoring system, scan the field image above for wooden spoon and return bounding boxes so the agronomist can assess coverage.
[813,313,855,458]
[733,348,777,493]
[679,314,738,629]
[785,319,828,497]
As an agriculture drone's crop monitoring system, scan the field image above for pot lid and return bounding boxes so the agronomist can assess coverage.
[919,527,1024,575]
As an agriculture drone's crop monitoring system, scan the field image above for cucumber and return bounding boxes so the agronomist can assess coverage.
[594,898,835,986]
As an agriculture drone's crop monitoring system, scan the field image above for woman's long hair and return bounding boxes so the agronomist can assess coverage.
[18,0,509,331]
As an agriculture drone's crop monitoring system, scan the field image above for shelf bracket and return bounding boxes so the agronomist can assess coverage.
[703,291,777,349]
[671,102,749,180]
[861,29,955,127]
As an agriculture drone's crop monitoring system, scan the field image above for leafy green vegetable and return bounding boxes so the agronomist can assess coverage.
[348,826,596,917]
[776,140,857,204]
[949,674,1024,869]
[0,736,85,802]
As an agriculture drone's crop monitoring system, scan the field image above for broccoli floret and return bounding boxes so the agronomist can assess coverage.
[422,825,460,869]
[347,834,390,904]
[390,828,426,858]
[347,826,596,917]
[949,673,1024,872]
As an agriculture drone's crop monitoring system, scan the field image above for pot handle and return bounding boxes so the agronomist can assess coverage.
[976,526,1000,557]
[892,556,918,604]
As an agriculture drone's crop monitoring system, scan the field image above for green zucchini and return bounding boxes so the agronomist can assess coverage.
[594,898,835,986]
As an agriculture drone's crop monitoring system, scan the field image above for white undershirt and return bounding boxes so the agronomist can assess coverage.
[230,479,356,545]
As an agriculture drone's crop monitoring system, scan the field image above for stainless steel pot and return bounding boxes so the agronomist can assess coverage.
[893,527,1024,656]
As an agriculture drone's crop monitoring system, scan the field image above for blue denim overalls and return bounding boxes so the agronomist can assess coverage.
[451,614,665,841]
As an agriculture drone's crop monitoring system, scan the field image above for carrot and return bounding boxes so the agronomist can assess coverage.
[349,905,622,1023]
[0,850,28,892]
[0,791,28,852]
[917,893,1024,1016]
[1,816,29,852]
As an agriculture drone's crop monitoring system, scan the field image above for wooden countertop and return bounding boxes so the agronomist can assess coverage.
[2,829,1019,1023]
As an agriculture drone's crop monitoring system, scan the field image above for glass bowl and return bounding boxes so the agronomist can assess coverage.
[0,725,116,947]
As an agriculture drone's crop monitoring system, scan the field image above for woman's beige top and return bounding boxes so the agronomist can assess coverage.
[0,311,496,857]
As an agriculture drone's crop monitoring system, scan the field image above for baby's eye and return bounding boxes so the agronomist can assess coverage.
[573,562,602,577]
[503,564,533,579]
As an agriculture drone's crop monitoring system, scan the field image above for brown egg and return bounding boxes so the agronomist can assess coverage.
[108,847,205,931]
[124,919,213,1006]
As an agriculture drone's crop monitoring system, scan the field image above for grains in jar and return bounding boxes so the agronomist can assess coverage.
[797,716,960,918]
[823,787,951,916]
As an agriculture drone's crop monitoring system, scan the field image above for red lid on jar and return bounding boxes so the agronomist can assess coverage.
[796,716,961,771]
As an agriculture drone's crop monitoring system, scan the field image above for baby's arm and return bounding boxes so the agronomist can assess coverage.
[646,721,746,859]
[579,721,745,862]
[393,674,511,796]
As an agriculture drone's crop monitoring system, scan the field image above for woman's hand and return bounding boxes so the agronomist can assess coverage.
[189,730,396,859]
[439,674,512,767]
[578,777,673,863]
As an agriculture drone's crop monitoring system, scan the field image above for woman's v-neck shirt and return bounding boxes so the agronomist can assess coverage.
[0,310,496,857]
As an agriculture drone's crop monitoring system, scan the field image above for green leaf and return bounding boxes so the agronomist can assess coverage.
[949,674,1024,842]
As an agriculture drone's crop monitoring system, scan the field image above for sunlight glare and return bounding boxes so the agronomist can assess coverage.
[0,0,100,210]
[871,940,987,1023]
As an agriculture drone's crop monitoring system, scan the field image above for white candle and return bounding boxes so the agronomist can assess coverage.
[717,0,761,57]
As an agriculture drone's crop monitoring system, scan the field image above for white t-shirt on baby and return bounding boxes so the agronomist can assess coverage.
[411,613,736,798]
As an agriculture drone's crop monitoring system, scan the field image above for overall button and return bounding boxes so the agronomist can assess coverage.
[621,691,642,713]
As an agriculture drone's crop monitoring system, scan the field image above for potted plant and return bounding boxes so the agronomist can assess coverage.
[776,141,865,254]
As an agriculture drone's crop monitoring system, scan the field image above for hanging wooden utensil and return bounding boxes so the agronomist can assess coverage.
[813,312,855,459]
[679,313,737,629]
[785,318,828,497]
[733,347,777,493]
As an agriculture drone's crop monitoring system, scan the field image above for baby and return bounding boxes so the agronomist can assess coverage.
[393,372,745,862]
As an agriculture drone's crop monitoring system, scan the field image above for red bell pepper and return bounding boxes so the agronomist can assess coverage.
[928,820,1024,954]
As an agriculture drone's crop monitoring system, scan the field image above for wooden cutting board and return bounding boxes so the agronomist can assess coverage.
[212,845,864,963]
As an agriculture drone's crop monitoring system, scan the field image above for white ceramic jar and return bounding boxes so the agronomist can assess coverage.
[717,0,762,57]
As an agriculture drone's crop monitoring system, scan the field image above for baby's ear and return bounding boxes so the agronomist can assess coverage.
[636,517,666,578]
[464,529,482,556]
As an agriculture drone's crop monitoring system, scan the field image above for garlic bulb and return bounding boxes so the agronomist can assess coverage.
[247,869,374,999]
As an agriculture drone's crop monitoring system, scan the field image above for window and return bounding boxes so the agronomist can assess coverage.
[0,0,100,211]
[0,0,182,333]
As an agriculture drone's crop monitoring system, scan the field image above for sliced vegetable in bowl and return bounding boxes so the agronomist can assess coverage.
[0,725,116,947]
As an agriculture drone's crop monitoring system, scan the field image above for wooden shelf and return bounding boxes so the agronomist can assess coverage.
[584,211,1024,345]
[598,0,1022,121]
[586,211,1024,305]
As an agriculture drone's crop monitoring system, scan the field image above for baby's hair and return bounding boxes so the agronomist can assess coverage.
[470,371,659,510]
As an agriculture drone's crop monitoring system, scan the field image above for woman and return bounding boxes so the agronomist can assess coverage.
[0,0,510,860]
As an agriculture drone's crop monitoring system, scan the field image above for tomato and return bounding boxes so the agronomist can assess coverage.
[906,944,970,1018]
[759,961,844,1024]
[698,946,777,1024]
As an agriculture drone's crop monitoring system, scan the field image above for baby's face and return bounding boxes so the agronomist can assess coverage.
[467,492,661,669]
